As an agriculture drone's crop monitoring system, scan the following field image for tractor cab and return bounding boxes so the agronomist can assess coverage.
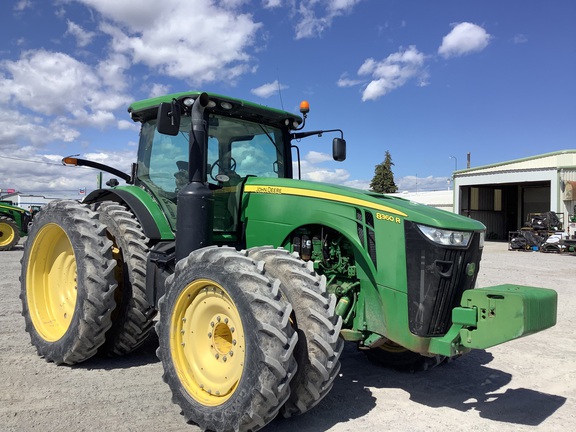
[128,92,345,258]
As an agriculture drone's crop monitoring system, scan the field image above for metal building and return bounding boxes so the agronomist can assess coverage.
[453,150,576,240]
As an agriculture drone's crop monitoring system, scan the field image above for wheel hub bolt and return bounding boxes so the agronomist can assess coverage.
[208,332,212,338]
[215,353,220,359]
[222,356,227,362]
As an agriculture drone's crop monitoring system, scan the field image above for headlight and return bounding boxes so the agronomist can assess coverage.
[479,231,485,248]
[416,224,472,247]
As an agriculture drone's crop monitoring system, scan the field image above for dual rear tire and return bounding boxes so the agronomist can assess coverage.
[247,247,344,418]
[20,200,155,363]
[156,246,299,432]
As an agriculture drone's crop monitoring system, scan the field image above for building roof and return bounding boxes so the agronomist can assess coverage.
[454,149,576,177]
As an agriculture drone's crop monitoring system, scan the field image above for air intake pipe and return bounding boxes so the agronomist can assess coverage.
[175,92,214,262]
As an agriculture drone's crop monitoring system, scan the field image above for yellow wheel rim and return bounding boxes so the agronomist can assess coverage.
[170,279,246,406]
[0,221,16,247]
[26,223,77,342]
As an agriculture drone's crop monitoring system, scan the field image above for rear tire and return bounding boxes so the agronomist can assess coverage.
[156,246,298,432]
[91,201,156,355]
[247,247,344,418]
[364,341,446,372]
[0,215,20,251]
[20,200,117,365]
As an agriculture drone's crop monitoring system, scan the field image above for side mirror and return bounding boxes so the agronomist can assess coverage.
[333,138,346,161]
[157,101,181,136]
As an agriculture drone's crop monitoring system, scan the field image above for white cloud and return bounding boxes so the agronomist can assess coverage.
[343,179,370,190]
[263,0,282,7]
[65,20,96,47]
[96,53,131,92]
[294,0,361,39]
[336,74,363,87]
[513,34,528,44]
[438,22,491,59]
[0,106,80,151]
[294,151,352,185]
[148,83,171,98]
[305,150,333,164]
[251,80,288,98]
[78,0,262,86]
[14,0,31,12]
[358,46,426,101]
[0,50,131,117]
[305,167,350,183]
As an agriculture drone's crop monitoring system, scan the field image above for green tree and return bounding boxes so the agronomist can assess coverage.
[370,150,398,193]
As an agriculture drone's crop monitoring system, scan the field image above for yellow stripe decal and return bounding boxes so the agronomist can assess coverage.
[0,204,25,214]
[244,185,408,217]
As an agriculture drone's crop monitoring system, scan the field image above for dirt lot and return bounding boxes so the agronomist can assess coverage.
[1,241,574,432]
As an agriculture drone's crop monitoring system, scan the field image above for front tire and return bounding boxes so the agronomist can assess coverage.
[156,246,298,432]
[0,215,20,251]
[20,200,117,365]
[247,247,344,418]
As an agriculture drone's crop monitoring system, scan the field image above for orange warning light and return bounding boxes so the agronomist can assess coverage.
[299,100,310,114]
[62,157,78,166]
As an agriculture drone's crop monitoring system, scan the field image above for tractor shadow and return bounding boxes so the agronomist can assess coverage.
[73,330,161,370]
[270,343,566,431]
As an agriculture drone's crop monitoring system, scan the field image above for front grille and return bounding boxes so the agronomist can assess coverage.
[405,221,482,337]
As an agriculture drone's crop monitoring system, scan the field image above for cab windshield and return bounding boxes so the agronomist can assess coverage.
[136,113,287,233]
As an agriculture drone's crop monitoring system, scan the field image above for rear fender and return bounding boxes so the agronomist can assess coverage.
[83,186,174,240]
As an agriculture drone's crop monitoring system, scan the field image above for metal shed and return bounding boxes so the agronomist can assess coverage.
[453,150,576,240]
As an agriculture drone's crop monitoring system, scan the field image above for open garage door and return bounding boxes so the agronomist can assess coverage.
[459,181,550,240]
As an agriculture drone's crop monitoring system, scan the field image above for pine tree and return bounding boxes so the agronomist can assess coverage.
[370,150,398,193]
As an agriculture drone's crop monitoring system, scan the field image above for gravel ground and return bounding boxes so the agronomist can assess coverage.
[1,240,574,432]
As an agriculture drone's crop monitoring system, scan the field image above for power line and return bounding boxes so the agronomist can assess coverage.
[0,155,92,170]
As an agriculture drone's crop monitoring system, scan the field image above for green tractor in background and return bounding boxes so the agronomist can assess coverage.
[20,92,557,432]
[0,201,32,251]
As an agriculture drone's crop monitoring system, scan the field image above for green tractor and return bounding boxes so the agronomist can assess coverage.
[20,91,557,432]
[0,201,32,251]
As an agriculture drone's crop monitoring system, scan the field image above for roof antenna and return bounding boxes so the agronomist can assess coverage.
[277,74,285,110]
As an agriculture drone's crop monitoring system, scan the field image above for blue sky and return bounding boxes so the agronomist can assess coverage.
[1,0,575,197]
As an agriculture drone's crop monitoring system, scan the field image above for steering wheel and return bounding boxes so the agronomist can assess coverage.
[210,157,237,181]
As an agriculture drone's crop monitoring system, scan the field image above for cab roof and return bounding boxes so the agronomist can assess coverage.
[128,91,303,128]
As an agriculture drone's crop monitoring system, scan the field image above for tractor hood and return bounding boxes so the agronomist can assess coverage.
[243,177,485,232]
